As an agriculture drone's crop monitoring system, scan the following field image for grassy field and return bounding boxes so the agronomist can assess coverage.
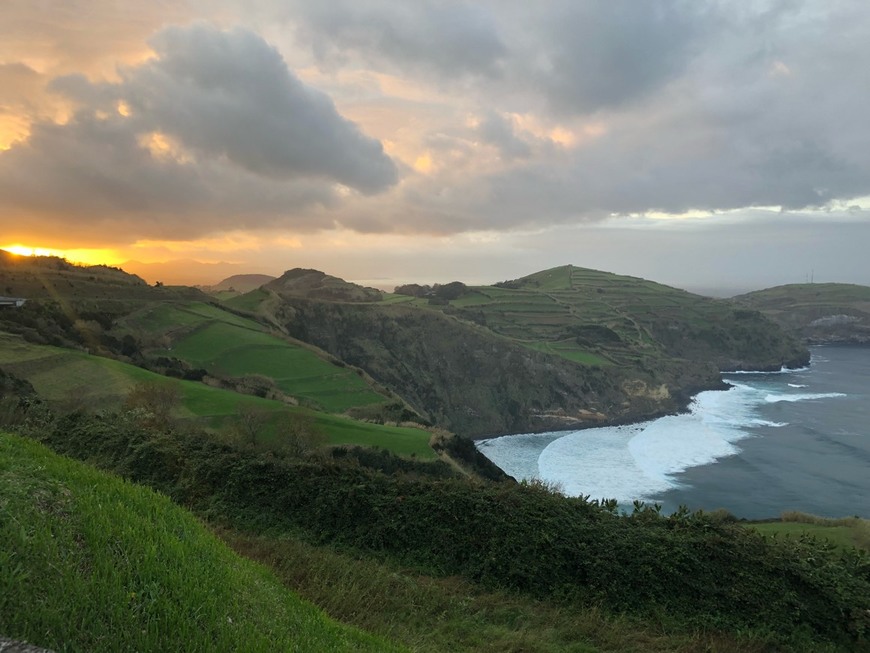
[748,513,870,552]
[0,431,403,653]
[127,302,389,413]
[734,283,870,338]
[0,331,435,458]
[397,265,808,372]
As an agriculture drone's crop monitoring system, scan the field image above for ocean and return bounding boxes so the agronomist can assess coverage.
[476,346,870,519]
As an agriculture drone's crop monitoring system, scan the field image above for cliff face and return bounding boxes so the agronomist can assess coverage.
[734,283,870,345]
[271,298,723,437]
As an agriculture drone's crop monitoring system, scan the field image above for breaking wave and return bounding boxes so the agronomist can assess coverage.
[478,372,846,503]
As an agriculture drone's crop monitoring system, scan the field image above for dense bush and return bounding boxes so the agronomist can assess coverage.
[19,409,870,648]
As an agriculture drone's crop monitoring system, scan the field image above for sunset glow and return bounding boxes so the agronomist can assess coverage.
[2,244,123,267]
[0,2,867,291]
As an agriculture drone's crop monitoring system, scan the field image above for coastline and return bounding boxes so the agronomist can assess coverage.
[470,374,736,443]
[475,346,869,518]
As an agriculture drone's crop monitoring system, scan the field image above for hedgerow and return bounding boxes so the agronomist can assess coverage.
[16,408,870,648]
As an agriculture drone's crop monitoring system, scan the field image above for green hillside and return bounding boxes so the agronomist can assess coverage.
[239,265,808,436]
[0,331,435,458]
[124,302,391,413]
[0,431,403,652]
[0,252,808,439]
[0,252,403,419]
[734,283,870,343]
[455,265,807,370]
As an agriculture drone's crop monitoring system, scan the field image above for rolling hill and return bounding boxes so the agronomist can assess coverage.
[734,283,870,344]
[0,251,808,437]
[234,265,808,436]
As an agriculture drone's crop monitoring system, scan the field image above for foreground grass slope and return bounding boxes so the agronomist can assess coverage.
[227,529,824,653]
[0,431,403,653]
[23,409,869,650]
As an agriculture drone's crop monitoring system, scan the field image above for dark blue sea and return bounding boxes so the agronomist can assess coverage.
[477,346,870,519]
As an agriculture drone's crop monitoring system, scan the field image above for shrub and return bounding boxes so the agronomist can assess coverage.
[15,408,870,648]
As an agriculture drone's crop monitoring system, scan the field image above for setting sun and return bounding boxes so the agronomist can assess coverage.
[1,244,122,266]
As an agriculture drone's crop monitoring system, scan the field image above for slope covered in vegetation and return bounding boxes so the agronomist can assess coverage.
[0,330,435,458]
[9,404,866,651]
[735,282,870,344]
[242,265,808,436]
[0,431,404,652]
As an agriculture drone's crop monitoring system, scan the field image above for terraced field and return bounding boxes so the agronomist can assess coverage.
[0,331,435,458]
[415,265,801,371]
[126,302,390,413]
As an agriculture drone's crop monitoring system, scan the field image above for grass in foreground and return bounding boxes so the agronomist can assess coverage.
[13,409,869,651]
[0,431,404,653]
[223,530,780,653]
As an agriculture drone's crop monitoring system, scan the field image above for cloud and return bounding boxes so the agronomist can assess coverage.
[475,112,532,160]
[288,0,714,115]
[293,0,870,234]
[0,23,397,242]
[3,1,870,251]
[292,0,507,79]
[511,0,714,115]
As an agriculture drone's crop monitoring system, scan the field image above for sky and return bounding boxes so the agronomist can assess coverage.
[1,0,869,294]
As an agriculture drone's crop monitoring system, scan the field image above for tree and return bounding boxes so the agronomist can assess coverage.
[232,403,271,446]
[124,381,181,429]
[274,412,326,458]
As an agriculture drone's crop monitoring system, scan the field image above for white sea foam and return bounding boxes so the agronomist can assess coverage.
[475,431,563,481]
[727,365,810,375]
[764,392,847,403]
[788,383,807,388]
[528,385,768,501]
[477,374,848,504]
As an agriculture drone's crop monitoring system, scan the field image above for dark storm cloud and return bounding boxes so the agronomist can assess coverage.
[124,25,397,192]
[0,23,397,240]
[514,0,712,114]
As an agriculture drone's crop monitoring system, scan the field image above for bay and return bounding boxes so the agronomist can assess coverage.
[476,346,870,519]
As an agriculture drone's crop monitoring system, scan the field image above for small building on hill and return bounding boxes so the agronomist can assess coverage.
[0,296,26,308]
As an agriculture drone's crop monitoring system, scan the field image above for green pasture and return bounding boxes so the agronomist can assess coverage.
[748,514,869,552]
[130,301,261,333]
[163,321,386,413]
[224,288,272,313]
[525,341,612,366]
[127,302,389,413]
[0,332,434,458]
[379,293,416,305]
